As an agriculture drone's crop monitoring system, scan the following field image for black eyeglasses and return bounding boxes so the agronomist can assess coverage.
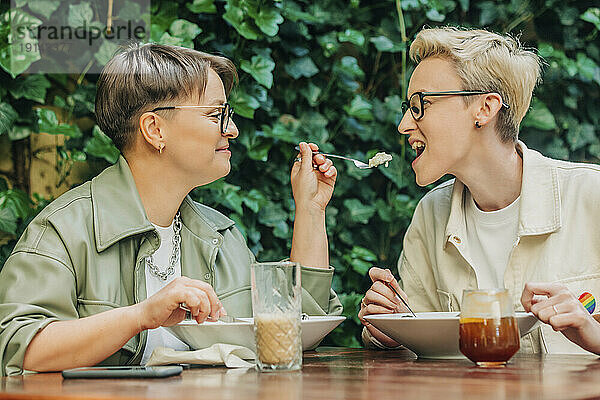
[150,103,235,134]
[401,91,510,121]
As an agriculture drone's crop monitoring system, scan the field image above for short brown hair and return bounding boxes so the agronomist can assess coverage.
[410,27,542,143]
[95,43,237,152]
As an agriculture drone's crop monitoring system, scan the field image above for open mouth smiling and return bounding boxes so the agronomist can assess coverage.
[411,140,426,159]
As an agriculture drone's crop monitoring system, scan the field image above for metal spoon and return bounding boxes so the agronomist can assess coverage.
[294,145,371,169]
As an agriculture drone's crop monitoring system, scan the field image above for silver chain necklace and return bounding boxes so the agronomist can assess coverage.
[146,212,182,281]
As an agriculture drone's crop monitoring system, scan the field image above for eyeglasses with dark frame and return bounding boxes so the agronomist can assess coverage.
[401,90,510,121]
[150,103,235,134]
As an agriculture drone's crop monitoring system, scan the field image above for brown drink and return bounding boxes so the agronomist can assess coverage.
[459,316,520,367]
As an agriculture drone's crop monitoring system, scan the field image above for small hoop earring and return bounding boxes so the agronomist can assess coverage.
[158,143,164,154]
[475,121,482,128]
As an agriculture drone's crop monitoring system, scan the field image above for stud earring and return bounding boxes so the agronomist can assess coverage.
[475,121,482,128]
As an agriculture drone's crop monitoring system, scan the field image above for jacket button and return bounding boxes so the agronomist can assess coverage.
[452,236,462,244]
[204,273,211,280]
[212,238,219,245]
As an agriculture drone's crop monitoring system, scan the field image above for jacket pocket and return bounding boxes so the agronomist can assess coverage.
[436,289,456,312]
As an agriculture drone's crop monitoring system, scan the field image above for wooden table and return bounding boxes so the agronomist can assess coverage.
[2,348,600,400]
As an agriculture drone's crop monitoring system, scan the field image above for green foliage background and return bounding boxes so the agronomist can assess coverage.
[0,0,599,347]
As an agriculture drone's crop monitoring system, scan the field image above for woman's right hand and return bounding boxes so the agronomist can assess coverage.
[358,267,410,347]
[135,276,226,331]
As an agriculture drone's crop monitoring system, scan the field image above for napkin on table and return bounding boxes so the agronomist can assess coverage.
[146,344,255,368]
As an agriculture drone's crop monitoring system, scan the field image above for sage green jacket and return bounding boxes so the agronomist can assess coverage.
[0,156,342,376]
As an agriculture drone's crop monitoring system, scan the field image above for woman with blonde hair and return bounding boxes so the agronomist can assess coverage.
[359,27,600,354]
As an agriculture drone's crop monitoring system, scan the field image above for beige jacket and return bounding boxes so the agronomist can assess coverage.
[365,141,600,354]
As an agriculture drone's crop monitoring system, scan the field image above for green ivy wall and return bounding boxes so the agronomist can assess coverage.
[0,0,599,347]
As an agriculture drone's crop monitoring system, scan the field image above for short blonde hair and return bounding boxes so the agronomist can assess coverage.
[410,27,542,142]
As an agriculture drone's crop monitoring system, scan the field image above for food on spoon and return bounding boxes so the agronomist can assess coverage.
[368,152,393,168]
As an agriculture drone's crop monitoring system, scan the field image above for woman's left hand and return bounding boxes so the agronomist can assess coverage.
[521,282,600,354]
[291,142,337,212]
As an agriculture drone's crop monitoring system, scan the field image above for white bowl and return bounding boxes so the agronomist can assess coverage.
[363,311,539,359]
[166,315,345,352]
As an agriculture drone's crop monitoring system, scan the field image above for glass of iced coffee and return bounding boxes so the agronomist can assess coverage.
[459,289,520,367]
[251,261,302,372]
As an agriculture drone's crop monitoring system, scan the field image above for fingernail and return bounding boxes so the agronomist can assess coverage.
[220,306,227,316]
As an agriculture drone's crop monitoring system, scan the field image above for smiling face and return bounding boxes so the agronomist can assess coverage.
[161,68,239,187]
[398,57,479,186]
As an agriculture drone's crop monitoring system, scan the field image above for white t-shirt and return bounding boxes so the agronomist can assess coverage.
[464,191,520,290]
[141,220,189,365]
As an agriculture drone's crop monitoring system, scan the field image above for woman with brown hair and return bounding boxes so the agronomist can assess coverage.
[0,43,342,375]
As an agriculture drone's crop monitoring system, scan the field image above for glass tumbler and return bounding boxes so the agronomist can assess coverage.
[459,289,520,367]
[251,261,302,371]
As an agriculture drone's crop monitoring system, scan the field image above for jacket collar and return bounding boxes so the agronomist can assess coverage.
[445,140,561,244]
[91,156,235,252]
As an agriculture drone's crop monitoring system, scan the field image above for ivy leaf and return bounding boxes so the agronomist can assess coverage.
[344,95,374,121]
[338,29,365,47]
[0,190,32,220]
[37,108,82,137]
[566,123,596,151]
[377,154,409,190]
[317,32,340,57]
[258,204,289,239]
[68,2,93,27]
[478,1,498,25]
[242,189,267,213]
[299,82,322,106]
[119,2,142,20]
[223,4,260,40]
[0,207,17,235]
[0,102,18,136]
[229,90,260,119]
[9,75,51,103]
[84,126,120,163]
[522,99,557,131]
[343,198,376,224]
[0,10,41,77]
[262,123,297,143]
[284,56,319,79]
[187,0,217,14]
[8,125,32,141]
[581,7,600,30]
[343,246,377,276]
[169,19,202,41]
[247,138,271,161]
[220,183,244,215]
[544,137,569,160]
[255,8,284,37]
[334,56,365,79]
[94,41,120,66]
[241,54,275,88]
[426,8,447,22]
[158,32,192,48]
[28,0,60,17]
[576,52,600,86]
[369,36,394,52]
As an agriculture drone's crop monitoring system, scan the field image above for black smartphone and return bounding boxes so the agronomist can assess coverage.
[62,365,183,379]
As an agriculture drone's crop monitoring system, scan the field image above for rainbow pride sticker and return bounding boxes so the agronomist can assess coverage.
[579,292,596,314]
